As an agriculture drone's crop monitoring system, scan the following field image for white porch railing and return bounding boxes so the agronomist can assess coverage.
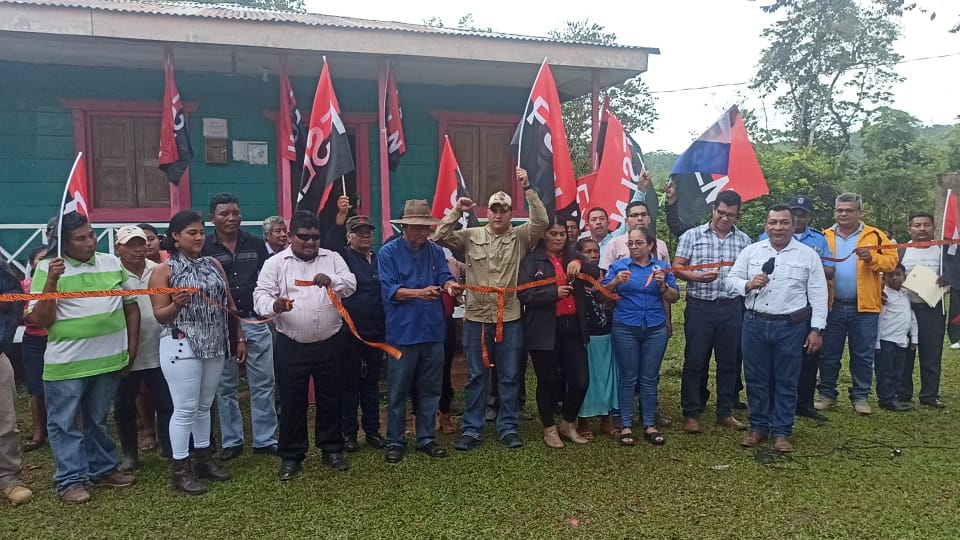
[0,221,264,275]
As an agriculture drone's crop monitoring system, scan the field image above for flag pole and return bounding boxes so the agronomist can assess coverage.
[516,57,548,171]
[57,152,83,258]
[341,175,347,198]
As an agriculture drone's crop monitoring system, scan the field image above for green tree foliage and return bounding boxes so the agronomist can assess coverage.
[849,107,939,239]
[751,0,902,152]
[548,20,658,178]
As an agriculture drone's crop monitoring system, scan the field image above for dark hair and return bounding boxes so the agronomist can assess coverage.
[768,203,792,215]
[208,192,239,214]
[47,213,90,258]
[628,224,656,245]
[289,210,321,234]
[137,223,161,237]
[27,245,48,275]
[893,263,906,274]
[626,200,649,214]
[161,210,204,254]
[537,214,575,256]
[908,212,935,224]
[587,207,608,219]
[576,238,599,252]
[713,190,742,211]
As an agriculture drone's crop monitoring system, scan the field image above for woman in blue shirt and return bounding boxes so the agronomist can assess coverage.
[603,226,679,446]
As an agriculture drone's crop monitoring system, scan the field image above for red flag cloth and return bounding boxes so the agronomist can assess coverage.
[513,63,577,216]
[296,60,355,214]
[61,153,89,218]
[591,113,652,230]
[158,49,193,186]
[279,57,304,163]
[432,136,480,228]
[385,65,406,172]
[576,172,597,226]
[944,190,958,257]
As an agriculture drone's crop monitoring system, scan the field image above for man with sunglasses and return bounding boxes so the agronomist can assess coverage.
[254,211,357,480]
[673,190,751,434]
[815,193,898,416]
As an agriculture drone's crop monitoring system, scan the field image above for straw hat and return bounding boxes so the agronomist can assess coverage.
[390,200,440,226]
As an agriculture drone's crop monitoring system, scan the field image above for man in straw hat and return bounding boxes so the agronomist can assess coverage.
[378,200,461,463]
[434,168,549,451]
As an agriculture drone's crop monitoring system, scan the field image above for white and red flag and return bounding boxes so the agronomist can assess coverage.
[56,152,89,256]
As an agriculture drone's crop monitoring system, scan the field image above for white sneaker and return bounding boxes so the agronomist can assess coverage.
[951,342,960,350]
[853,400,873,415]
[813,397,837,411]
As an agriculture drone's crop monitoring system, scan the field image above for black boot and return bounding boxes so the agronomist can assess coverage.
[171,458,207,495]
[192,447,232,482]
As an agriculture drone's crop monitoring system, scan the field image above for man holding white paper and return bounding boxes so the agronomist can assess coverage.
[898,213,947,409]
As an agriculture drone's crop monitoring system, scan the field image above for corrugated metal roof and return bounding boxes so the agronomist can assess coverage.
[4,0,659,52]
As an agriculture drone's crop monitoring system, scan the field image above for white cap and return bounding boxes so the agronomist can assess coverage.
[116,225,147,245]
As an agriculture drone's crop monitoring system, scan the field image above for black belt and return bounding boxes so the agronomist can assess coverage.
[746,309,791,321]
[687,296,742,306]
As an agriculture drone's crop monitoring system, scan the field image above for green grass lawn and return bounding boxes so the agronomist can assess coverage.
[3,305,960,539]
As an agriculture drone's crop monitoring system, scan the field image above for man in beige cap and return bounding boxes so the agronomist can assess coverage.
[434,168,548,450]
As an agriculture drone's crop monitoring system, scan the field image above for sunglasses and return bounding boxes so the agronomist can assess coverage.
[628,212,649,219]
[293,233,321,242]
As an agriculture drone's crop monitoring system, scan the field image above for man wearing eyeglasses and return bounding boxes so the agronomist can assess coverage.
[673,190,752,434]
[815,193,897,415]
[600,200,669,271]
[254,210,357,480]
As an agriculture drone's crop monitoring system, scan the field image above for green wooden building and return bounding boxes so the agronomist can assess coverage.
[0,0,657,274]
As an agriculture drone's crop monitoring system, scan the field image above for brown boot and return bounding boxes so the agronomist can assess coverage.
[558,420,589,444]
[542,426,564,449]
[437,412,457,434]
[192,447,232,482]
[171,458,207,495]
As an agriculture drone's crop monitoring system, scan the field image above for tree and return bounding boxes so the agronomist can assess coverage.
[751,0,902,152]
[548,20,658,178]
[850,107,938,239]
[422,13,492,32]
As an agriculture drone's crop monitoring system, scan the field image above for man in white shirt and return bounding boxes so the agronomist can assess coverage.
[254,211,357,481]
[727,204,828,453]
[897,213,947,408]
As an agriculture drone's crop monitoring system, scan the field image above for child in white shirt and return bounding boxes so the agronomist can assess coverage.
[874,264,918,412]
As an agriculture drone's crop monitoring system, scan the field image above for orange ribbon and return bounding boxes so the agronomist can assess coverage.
[822,238,958,262]
[293,280,402,360]
[643,261,735,286]
[462,273,619,368]
[0,287,197,302]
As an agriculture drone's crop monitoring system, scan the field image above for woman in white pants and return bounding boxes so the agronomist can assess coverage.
[149,211,247,495]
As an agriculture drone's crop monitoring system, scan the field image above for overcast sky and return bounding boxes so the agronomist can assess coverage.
[306,0,960,153]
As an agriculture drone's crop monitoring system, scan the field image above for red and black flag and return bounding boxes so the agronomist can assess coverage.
[279,56,305,165]
[512,61,577,218]
[584,108,657,230]
[158,49,193,186]
[670,105,767,224]
[296,58,355,214]
[432,136,480,229]
[56,152,90,256]
[385,64,406,171]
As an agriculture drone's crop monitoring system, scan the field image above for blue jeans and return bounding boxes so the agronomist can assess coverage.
[217,321,278,449]
[818,302,878,402]
[386,341,444,449]
[44,372,122,494]
[741,313,806,437]
[611,322,669,429]
[461,320,523,440]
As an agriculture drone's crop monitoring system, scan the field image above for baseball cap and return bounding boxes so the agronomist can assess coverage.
[488,191,512,210]
[346,215,375,232]
[116,225,147,245]
[787,195,814,215]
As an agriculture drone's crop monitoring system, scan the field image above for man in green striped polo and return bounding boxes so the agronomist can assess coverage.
[27,212,141,505]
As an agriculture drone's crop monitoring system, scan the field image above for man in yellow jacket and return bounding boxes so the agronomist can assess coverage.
[815,193,898,415]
